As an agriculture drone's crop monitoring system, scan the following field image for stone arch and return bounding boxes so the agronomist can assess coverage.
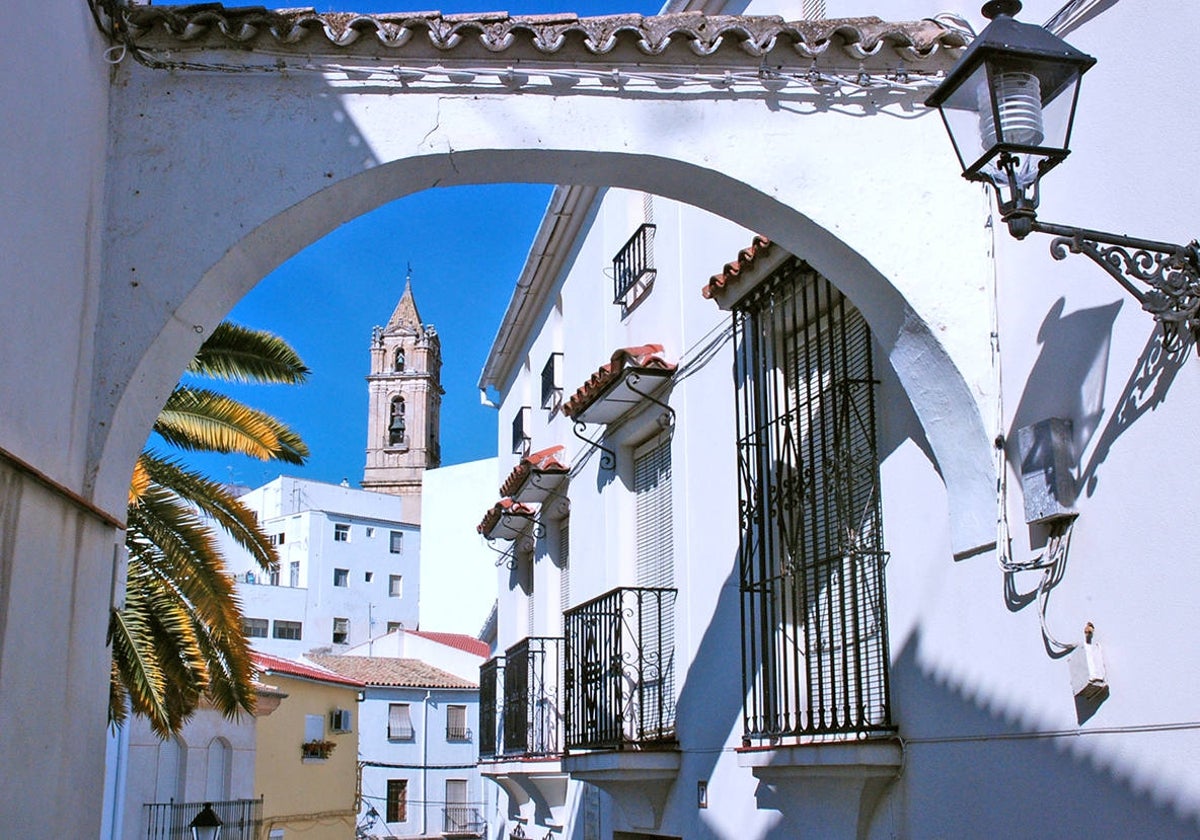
[99,146,993,556]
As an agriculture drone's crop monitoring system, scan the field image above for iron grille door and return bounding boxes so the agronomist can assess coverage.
[734,259,892,742]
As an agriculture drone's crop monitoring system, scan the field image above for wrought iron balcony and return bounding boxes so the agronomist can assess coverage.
[479,656,503,760]
[442,804,486,837]
[563,586,677,751]
[503,636,564,757]
[144,797,262,840]
[612,223,657,308]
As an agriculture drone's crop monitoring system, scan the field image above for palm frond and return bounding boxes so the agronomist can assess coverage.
[138,452,278,572]
[188,321,310,385]
[154,387,309,464]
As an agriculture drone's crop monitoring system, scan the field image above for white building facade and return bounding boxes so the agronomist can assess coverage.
[228,476,421,656]
[309,653,488,839]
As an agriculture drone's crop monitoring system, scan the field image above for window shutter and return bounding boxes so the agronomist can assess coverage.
[634,437,673,589]
[304,713,324,742]
[559,519,570,631]
[389,703,412,738]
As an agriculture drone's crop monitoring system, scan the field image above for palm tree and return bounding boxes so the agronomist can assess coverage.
[109,322,310,736]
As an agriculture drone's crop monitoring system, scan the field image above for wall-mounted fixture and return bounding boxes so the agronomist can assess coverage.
[190,803,223,840]
[1069,622,1107,700]
[926,0,1200,346]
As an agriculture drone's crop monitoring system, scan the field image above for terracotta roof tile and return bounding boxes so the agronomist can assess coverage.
[702,235,775,299]
[119,8,968,68]
[562,345,677,421]
[307,655,477,689]
[252,651,364,689]
[477,497,537,537]
[409,630,490,659]
[499,445,569,498]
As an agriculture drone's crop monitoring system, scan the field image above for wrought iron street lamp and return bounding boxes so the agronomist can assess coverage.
[189,802,223,840]
[926,0,1200,344]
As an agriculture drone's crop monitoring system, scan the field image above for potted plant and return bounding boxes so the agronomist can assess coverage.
[301,739,337,759]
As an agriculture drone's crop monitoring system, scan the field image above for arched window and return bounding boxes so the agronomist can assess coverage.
[205,738,232,801]
[393,347,405,372]
[389,396,406,445]
[154,736,186,804]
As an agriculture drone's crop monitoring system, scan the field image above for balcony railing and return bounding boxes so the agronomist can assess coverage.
[144,797,262,840]
[563,586,677,751]
[442,804,486,837]
[612,223,657,308]
[503,636,564,757]
[479,656,503,759]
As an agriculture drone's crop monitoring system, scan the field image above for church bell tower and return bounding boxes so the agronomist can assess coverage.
[362,276,442,523]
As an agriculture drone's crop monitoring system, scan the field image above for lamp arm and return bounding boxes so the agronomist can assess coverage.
[1024,218,1200,343]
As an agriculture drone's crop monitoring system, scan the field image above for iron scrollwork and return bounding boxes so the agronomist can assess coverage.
[1034,221,1200,350]
[571,420,615,471]
[625,371,676,429]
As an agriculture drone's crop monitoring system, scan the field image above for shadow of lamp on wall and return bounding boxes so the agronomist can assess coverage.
[925,0,1200,351]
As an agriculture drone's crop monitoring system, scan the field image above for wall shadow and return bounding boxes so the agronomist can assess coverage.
[888,630,1200,838]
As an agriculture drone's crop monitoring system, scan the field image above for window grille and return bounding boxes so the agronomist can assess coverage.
[511,406,531,455]
[732,259,892,742]
[479,658,502,759]
[612,223,657,309]
[541,352,563,410]
[503,636,563,757]
[563,586,677,750]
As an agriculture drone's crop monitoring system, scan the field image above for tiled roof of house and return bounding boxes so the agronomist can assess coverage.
[562,344,677,420]
[477,497,537,536]
[408,630,491,659]
[702,235,776,299]
[118,7,968,66]
[252,651,364,689]
[307,654,477,689]
[499,445,569,498]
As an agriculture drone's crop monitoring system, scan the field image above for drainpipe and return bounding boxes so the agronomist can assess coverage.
[422,690,431,837]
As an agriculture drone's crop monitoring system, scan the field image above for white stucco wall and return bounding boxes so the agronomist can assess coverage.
[419,458,501,635]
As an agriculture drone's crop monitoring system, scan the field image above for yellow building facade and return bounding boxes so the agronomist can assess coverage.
[254,653,363,840]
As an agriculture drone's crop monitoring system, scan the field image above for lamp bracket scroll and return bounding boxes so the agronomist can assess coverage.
[1034,220,1200,349]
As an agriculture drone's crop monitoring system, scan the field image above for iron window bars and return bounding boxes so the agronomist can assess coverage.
[612,223,657,310]
[732,259,893,743]
[479,657,502,759]
[563,586,677,751]
[503,636,564,757]
[512,406,531,455]
[541,352,563,411]
[143,798,263,840]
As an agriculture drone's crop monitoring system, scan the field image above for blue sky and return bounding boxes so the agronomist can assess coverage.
[179,0,660,489]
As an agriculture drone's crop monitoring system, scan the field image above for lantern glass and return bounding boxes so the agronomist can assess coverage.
[190,803,223,840]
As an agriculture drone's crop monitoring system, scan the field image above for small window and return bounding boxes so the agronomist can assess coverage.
[386,621,403,633]
[389,530,404,554]
[243,617,268,638]
[511,406,531,455]
[365,571,374,583]
[332,617,349,645]
[366,526,376,538]
[541,352,563,411]
[388,703,414,740]
[334,568,349,587]
[289,561,300,588]
[386,778,408,823]
[273,620,302,641]
[330,708,352,733]
[389,575,403,598]
[446,704,469,741]
[334,523,350,542]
